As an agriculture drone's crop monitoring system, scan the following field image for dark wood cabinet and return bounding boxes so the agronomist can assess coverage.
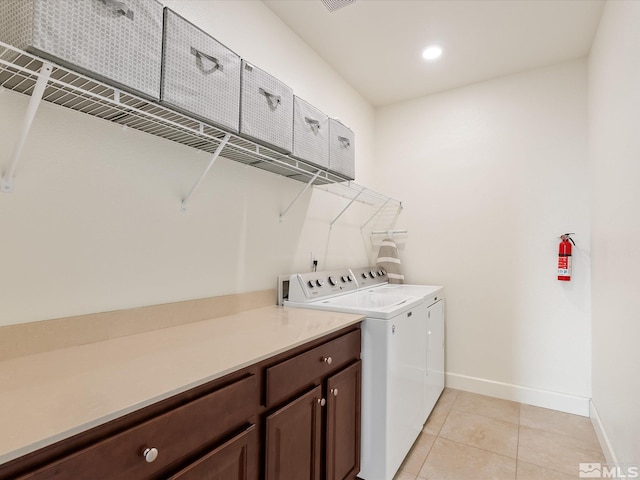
[263,330,361,480]
[326,361,361,480]
[0,323,361,480]
[265,329,361,408]
[265,385,323,480]
[168,425,256,480]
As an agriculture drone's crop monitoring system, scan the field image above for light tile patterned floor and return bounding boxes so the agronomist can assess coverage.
[393,388,605,480]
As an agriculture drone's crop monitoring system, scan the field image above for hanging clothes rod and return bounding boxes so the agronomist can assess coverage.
[371,229,408,236]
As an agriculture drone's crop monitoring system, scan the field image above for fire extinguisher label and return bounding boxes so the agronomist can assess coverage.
[558,256,571,275]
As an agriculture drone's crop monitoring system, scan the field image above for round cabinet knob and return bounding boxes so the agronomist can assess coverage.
[316,279,324,287]
[322,356,333,365]
[308,280,315,288]
[317,398,326,406]
[142,447,159,463]
[331,388,339,397]
[328,276,337,286]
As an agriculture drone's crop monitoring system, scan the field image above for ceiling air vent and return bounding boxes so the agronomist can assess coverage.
[320,0,356,12]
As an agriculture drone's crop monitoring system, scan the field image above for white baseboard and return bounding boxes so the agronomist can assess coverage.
[445,372,591,416]
[590,400,617,465]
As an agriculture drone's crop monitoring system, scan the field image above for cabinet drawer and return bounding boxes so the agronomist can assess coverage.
[20,374,257,480]
[265,329,360,408]
[167,425,256,480]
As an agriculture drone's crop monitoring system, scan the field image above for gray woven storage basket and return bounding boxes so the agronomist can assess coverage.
[161,9,241,132]
[328,119,355,180]
[0,0,163,100]
[292,96,329,170]
[239,60,293,154]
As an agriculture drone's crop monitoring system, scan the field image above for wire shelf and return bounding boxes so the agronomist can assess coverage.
[0,42,401,212]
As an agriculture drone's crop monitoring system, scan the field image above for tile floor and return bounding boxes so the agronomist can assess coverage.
[393,388,605,480]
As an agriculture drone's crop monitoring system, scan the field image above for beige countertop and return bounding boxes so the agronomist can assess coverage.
[0,305,363,465]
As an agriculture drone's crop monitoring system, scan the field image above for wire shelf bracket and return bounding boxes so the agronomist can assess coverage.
[360,198,391,230]
[1,61,52,193]
[330,186,365,227]
[181,133,231,212]
[280,169,322,221]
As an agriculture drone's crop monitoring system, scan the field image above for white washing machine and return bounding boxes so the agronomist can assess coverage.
[280,268,439,480]
[350,267,446,420]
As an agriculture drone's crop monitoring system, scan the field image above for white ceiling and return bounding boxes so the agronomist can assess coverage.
[263,0,605,107]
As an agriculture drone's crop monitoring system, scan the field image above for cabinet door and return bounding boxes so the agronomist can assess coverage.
[325,361,361,480]
[265,385,323,480]
[168,425,256,480]
[425,299,445,416]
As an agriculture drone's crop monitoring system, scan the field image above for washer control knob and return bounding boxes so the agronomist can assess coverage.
[369,271,376,278]
[142,447,159,463]
[341,275,348,282]
[347,275,353,282]
[308,280,315,288]
[328,276,337,286]
[316,279,324,287]
[361,273,368,279]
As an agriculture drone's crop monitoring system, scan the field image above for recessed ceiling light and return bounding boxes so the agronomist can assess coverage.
[422,45,442,61]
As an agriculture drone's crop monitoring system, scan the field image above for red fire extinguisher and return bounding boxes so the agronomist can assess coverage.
[557,233,576,281]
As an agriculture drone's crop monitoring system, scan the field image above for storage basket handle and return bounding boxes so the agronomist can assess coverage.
[305,117,321,133]
[100,0,134,20]
[190,47,222,73]
[259,88,282,109]
[338,136,351,149]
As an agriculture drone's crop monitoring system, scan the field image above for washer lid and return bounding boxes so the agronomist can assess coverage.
[299,291,424,319]
[369,284,443,299]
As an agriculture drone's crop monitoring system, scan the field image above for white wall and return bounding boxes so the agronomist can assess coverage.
[374,61,592,414]
[588,0,640,466]
[0,0,376,326]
